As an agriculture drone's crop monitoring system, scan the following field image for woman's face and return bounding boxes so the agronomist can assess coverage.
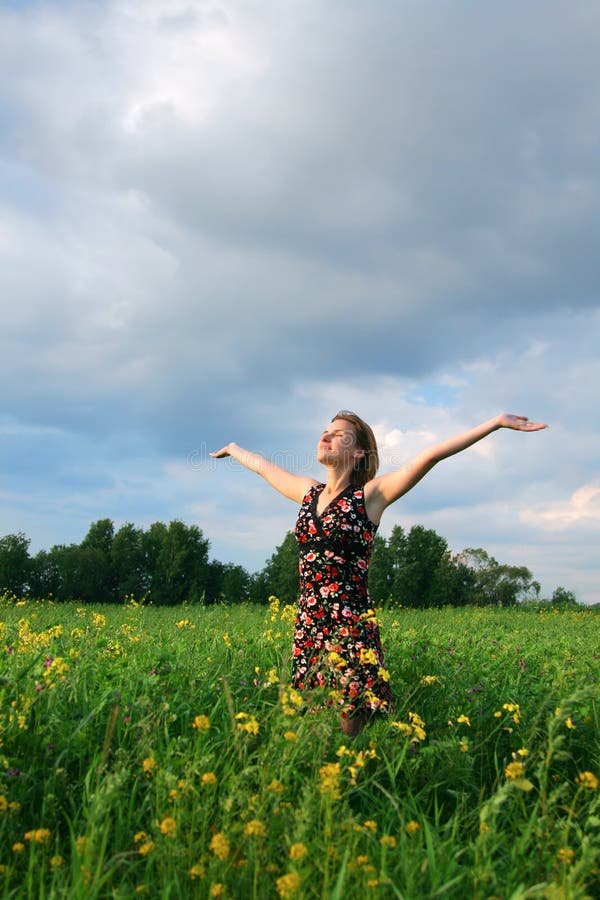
[317,418,363,467]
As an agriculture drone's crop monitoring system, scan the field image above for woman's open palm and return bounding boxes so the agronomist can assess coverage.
[498,414,547,432]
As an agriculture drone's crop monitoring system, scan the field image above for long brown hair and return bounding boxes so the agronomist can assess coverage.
[333,410,379,487]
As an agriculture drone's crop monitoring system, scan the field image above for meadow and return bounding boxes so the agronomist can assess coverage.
[0,596,598,899]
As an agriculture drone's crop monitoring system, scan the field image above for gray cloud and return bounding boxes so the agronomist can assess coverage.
[0,1,599,600]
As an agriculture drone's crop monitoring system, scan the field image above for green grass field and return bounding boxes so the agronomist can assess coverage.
[0,596,598,899]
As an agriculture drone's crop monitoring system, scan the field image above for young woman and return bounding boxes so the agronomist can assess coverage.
[211,412,546,736]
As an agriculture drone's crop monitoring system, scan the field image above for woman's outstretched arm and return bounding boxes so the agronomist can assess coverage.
[365,414,547,524]
[210,442,317,503]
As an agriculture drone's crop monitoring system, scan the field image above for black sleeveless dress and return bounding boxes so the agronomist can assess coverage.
[292,483,393,717]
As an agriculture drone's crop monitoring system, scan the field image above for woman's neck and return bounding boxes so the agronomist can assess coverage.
[322,469,353,496]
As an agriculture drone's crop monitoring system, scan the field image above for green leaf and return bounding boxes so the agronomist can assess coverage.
[512,778,534,792]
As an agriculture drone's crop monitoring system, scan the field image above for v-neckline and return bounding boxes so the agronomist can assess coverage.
[312,483,351,523]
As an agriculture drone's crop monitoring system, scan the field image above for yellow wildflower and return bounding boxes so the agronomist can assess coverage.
[566,717,576,730]
[359,647,378,666]
[158,817,177,837]
[502,702,521,724]
[138,841,155,856]
[405,820,420,836]
[288,688,304,707]
[391,721,413,738]
[142,757,158,776]
[210,885,225,898]
[289,842,307,860]
[319,762,342,799]
[236,712,259,735]
[457,714,471,727]
[201,772,218,786]
[360,608,378,622]
[12,843,25,853]
[363,820,377,832]
[380,835,397,848]
[192,714,210,732]
[505,761,525,780]
[267,778,284,793]
[576,771,599,790]
[458,739,469,753]
[276,872,301,898]
[348,750,367,782]
[420,675,439,685]
[244,819,265,837]
[133,831,148,844]
[50,855,64,869]
[557,847,575,865]
[75,836,87,855]
[210,832,230,861]
[408,711,426,741]
[189,863,205,879]
[283,730,298,742]
[24,828,51,844]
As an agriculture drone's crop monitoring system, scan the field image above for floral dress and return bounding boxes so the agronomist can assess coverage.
[292,483,393,717]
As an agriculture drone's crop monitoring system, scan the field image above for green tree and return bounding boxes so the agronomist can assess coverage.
[457,548,535,606]
[220,563,252,605]
[81,519,114,556]
[205,559,225,604]
[551,586,578,607]
[255,531,299,603]
[29,549,62,599]
[147,520,210,605]
[368,534,392,605]
[40,543,105,603]
[142,521,168,596]
[0,532,31,597]
[111,523,147,601]
[204,560,252,604]
[80,519,117,602]
[429,552,477,607]
[390,525,448,608]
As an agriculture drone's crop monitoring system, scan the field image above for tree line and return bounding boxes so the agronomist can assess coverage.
[0,519,578,607]
[256,525,578,607]
[0,520,250,606]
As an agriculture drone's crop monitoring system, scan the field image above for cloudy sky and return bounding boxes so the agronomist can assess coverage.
[1,0,599,603]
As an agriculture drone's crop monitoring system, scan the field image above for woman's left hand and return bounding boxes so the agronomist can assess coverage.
[497,414,548,431]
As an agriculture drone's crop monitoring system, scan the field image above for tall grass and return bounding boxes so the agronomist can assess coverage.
[0,596,598,898]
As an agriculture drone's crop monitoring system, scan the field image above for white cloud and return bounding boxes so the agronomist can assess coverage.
[522,484,600,530]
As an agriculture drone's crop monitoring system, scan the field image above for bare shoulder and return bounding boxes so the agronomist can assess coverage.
[294,477,321,503]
